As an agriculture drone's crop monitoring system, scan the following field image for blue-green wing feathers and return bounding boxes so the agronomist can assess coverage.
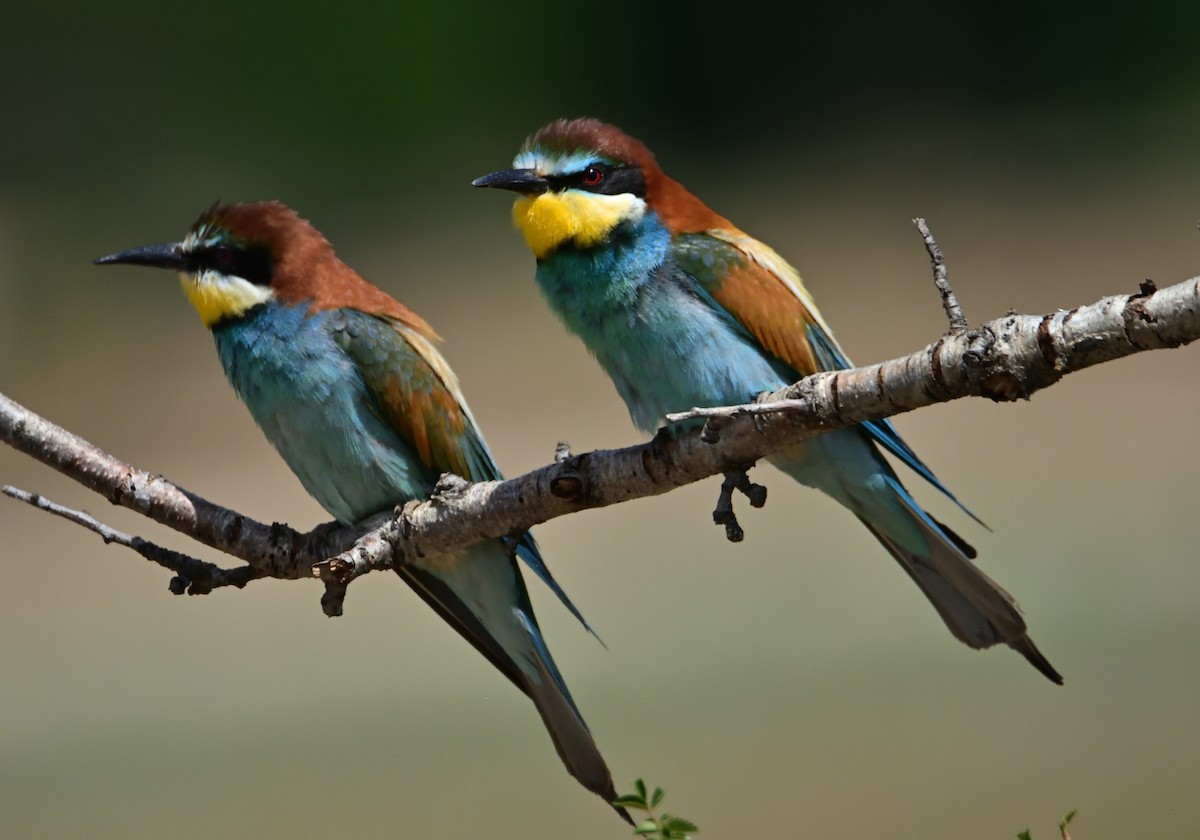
[673,231,981,524]
[333,309,598,633]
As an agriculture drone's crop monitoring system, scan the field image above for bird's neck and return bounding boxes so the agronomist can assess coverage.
[534,211,671,324]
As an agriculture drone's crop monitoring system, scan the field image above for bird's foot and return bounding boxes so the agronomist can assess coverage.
[712,467,767,543]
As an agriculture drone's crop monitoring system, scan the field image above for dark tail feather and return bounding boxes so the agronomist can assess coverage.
[395,562,631,820]
[857,511,1063,685]
[522,654,633,824]
[926,517,1061,683]
[1006,634,1063,685]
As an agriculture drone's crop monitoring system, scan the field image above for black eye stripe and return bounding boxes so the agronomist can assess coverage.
[191,245,274,286]
[548,164,646,198]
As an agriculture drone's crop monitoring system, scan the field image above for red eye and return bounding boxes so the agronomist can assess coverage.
[581,166,604,186]
[213,246,233,269]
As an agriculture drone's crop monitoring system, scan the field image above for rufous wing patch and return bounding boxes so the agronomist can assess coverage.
[373,323,478,480]
[714,261,820,376]
[703,228,850,377]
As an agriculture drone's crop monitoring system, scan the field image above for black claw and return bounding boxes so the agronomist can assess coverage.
[321,584,347,617]
[713,508,745,542]
[743,480,768,508]
[713,469,762,543]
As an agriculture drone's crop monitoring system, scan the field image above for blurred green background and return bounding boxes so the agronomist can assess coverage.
[2,3,1199,838]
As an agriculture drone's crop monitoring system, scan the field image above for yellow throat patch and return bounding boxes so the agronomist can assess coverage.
[180,270,275,327]
[512,191,645,259]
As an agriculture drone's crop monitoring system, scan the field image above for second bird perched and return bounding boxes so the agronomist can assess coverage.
[474,118,1062,684]
[94,201,628,819]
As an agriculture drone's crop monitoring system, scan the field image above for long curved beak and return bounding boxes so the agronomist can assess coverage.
[93,242,188,271]
[471,168,551,195]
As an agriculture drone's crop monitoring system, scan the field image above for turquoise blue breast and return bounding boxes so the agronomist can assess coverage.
[534,214,791,432]
[213,302,434,523]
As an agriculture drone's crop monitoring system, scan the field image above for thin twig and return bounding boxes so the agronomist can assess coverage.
[914,218,969,334]
[664,399,808,426]
[2,485,260,594]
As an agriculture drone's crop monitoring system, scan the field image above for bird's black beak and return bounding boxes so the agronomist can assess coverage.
[471,168,551,196]
[93,242,188,271]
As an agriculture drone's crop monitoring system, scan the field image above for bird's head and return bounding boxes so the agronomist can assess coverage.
[94,201,344,328]
[472,118,729,259]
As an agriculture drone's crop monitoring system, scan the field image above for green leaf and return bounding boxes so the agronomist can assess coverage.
[614,794,648,810]
[661,814,699,834]
[1062,809,1078,826]
[634,819,660,836]
[1017,831,1033,840]
[650,786,665,808]
[635,778,648,802]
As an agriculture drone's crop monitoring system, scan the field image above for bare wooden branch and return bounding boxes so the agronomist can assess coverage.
[2,485,261,593]
[3,261,1197,611]
[0,391,328,573]
[915,217,969,334]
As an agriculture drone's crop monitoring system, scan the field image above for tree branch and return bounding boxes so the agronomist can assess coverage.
[3,227,1197,614]
[1,485,261,593]
[915,216,969,334]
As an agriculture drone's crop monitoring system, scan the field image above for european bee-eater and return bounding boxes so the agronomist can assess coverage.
[474,118,1061,684]
[94,200,628,817]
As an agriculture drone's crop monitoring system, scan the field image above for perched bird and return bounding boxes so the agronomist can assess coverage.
[473,118,1062,683]
[94,200,628,817]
